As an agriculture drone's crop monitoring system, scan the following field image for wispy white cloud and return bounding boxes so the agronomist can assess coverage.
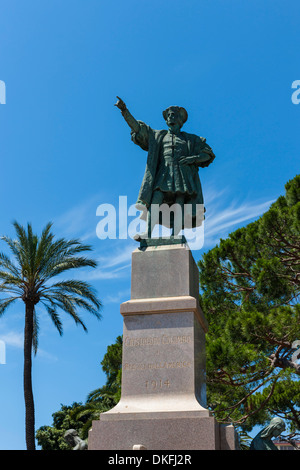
[0,329,58,362]
[53,193,102,240]
[97,244,134,269]
[0,331,23,349]
[203,197,275,248]
[35,348,59,363]
[52,188,275,271]
[103,288,131,304]
[76,242,135,281]
[83,262,131,281]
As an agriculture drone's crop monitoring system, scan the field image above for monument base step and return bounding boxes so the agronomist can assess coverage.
[88,411,237,450]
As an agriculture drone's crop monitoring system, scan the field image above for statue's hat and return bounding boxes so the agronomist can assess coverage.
[162,106,188,125]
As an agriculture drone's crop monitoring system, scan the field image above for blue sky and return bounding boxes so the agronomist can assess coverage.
[0,0,299,449]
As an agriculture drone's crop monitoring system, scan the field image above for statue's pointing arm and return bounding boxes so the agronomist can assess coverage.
[115,97,140,134]
[115,97,149,151]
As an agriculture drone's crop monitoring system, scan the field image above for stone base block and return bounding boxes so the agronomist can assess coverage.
[88,412,236,450]
[88,244,239,450]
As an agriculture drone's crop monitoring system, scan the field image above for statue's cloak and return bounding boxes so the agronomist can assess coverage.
[131,121,214,228]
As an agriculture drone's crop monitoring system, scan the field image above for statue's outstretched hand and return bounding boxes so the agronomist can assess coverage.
[114,96,140,133]
[114,96,127,112]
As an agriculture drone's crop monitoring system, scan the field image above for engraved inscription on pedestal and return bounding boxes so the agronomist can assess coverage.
[106,307,206,415]
[123,313,195,396]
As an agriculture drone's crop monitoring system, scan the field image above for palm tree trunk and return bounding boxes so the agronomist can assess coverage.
[24,301,35,450]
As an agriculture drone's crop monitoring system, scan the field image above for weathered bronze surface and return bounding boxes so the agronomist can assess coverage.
[115,97,215,243]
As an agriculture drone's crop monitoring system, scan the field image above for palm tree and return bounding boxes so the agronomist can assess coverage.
[0,221,102,450]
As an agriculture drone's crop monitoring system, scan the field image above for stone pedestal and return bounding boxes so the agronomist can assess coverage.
[89,244,237,450]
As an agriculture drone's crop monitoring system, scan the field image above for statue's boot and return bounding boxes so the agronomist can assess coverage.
[133,232,148,242]
[134,209,154,242]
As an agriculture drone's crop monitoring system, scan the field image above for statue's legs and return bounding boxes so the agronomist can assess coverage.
[173,194,185,236]
[134,190,165,241]
[134,191,186,241]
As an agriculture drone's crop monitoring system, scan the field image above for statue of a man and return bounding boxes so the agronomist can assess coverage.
[64,429,88,450]
[115,97,215,241]
[249,418,286,450]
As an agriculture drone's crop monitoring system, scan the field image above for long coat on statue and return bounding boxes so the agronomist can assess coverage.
[131,121,215,228]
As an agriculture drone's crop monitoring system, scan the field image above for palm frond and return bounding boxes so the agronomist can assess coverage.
[42,292,88,331]
[35,223,54,272]
[0,236,26,271]
[0,252,21,278]
[0,297,19,316]
[26,223,39,279]
[46,280,102,311]
[0,270,24,287]
[40,298,63,336]
[43,257,97,280]
[12,221,29,249]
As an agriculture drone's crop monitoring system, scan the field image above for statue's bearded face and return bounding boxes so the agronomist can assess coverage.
[165,108,182,129]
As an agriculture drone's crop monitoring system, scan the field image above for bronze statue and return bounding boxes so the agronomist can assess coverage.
[249,418,286,450]
[115,97,215,242]
[64,429,88,450]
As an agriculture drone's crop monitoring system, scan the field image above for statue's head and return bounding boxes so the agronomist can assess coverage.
[64,429,78,445]
[163,106,188,131]
[260,417,286,439]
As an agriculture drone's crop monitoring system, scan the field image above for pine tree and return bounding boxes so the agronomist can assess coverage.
[198,175,300,431]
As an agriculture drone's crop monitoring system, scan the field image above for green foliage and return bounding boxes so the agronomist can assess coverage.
[237,430,253,450]
[251,375,300,432]
[100,335,123,389]
[36,403,87,450]
[199,175,300,430]
[36,336,123,448]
